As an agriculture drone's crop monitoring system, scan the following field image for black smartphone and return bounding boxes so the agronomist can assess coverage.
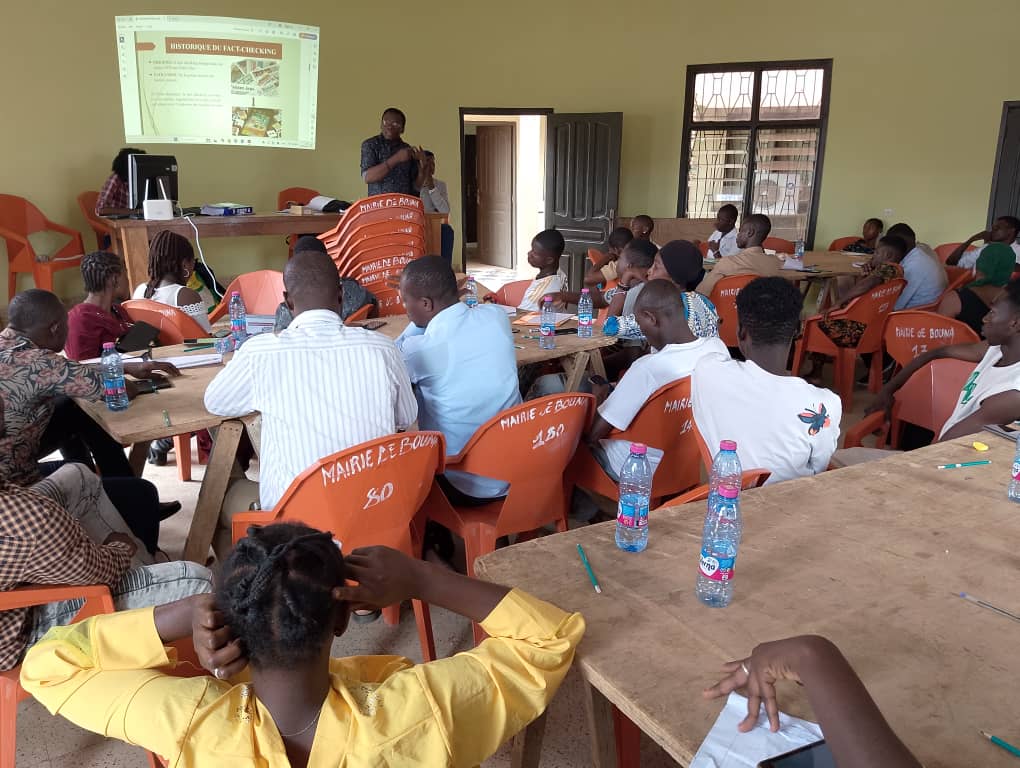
[553,328,574,335]
[589,374,609,387]
[758,740,835,768]
[362,321,386,331]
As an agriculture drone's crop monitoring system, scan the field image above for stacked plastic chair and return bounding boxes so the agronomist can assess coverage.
[319,194,426,315]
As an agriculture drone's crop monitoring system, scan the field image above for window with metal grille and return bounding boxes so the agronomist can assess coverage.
[678,60,832,247]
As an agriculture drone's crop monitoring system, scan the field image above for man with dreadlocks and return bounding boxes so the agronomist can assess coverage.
[131,230,224,330]
[22,523,584,767]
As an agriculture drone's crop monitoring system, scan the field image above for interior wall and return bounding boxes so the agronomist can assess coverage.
[2,0,1017,302]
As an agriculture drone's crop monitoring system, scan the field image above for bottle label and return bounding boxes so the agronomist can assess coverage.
[699,548,735,581]
[1013,460,1020,481]
[466,296,478,307]
[578,314,593,327]
[540,323,554,337]
[617,500,649,528]
[103,376,126,398]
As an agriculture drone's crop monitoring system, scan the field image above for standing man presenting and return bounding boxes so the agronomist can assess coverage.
[360,107,426,196]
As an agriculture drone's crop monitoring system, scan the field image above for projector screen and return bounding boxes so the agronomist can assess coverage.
[115,15,319,149]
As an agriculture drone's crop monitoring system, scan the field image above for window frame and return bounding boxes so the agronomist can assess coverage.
[677,58,834,248]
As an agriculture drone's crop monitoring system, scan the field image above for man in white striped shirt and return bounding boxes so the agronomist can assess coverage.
[204,251,417,521]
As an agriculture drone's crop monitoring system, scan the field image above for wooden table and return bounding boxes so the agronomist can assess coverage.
[106,212,342,289]
[75,345,251,563]
[476,435,1020,768]
[369,315,618,390]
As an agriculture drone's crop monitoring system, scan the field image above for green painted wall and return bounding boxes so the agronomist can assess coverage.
[2,0,1017,301]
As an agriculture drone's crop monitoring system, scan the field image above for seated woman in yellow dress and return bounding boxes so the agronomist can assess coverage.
[21,522,585,768]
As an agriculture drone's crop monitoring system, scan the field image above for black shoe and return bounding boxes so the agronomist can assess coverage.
[147,446,168,466]
[158,501,182,520]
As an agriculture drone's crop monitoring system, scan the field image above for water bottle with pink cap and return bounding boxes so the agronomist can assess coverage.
[615,442,652,552]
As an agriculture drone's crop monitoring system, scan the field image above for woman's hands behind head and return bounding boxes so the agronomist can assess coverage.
[192,593,248,680]
[332,546,424,612]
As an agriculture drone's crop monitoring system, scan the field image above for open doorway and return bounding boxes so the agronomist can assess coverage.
[460,109,549,281]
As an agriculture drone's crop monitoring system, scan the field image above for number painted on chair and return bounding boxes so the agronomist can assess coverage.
[363,482,394,509]
[910,343,928,358]
[531,424,566,450]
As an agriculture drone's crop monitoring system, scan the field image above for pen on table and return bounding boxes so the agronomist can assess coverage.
[957,591,1020,623]
[980,730,1020,759]
[936,460,991,469]
[184,343,215,351]
[183,338,217,344]
[576,544,602,594]
[162,409,172,427]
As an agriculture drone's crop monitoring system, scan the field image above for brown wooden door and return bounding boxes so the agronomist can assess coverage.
[545,113,622,256]
[463,134,479,243]
[476,124,515,269]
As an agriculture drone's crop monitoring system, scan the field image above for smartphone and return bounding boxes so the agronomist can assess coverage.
[553,328,574,335]
[758,740,835,768]
[362,321,386,331]
[589,374,609,387]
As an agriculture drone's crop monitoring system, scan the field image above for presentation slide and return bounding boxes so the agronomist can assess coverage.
[115,15,319,149]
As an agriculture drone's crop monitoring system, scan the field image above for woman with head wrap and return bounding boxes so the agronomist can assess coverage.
[646,239,720,338]
[937,242,1015,337]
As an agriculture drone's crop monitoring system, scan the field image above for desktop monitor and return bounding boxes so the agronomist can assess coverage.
[128,154,179,210]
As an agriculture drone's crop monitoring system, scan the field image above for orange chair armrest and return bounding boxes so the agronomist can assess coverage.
[0,583,112,611]
[0,225,31,247]
[43,220,82,240]
[231,509,275,544]
[52,233,85,259]
[843,411,889,448]
[208,300,229,323]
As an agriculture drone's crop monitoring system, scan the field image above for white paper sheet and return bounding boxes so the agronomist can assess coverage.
[691,692,823,768]
[159,353,223,369]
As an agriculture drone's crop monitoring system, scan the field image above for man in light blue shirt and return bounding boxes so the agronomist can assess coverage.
[887,222,947,310]
[397,257,521,500]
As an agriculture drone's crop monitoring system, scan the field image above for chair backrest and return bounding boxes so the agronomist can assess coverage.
[882,310,981,368]
[945,266,974,291]
[892,357,977,436]
[453,394,594,536]
[828,278,906,352]
[763,236,795,254]
[829,235,859,251]
[335,235,425,274]
[708,274,757,347]
[235,432,445,553]
[277,186,320,209]
[697,240,710,257]
[321,194,426,247]
[121,299,208,345]
[211,270,285,321]
[610,378,703,499]
[335,220,426,256]
[587,247,603,265]
[76,191,110,250]
[492,279,532,308]
[0,194,47,236]
[935,242,964,263]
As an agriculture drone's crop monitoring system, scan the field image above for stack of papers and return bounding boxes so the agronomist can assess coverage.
[514,312,574,327]
[246,314,276,335]
[161,353,223,369]
[691,692,824,767]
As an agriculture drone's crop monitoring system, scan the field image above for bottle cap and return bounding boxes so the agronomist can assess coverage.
[629,442,647,456]
[102,342,115,350]
[581,288,590,294]
[720,440,737,452]
[231,291,240,297]
[543,295,552,303]
[718,484,739,499]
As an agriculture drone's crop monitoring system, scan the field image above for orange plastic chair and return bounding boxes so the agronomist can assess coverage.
[231,432,446,662]
[708,274,757,347]
[320,194,425,251]
[843,358,976,449]
[0,194,84,297]
[658,469,772,506]
[209,270,284,322]
[829,236,860,251]
[343,304,372,325]
[332,220,426,259]
[1,584,114,768]
[697,240,710,257]
[335,236,424,275]
[278,186,321,259]
[492,279,532,308]
[120,299,210,481]
[569,379,702,507]
[935,242,964,263]
[882,310,981,370]
[763,236,795,254]
[791,279,906,409]
[945,266,974,292]
[77,191,113,251]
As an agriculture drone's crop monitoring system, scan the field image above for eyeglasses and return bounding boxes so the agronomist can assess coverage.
[382,120,404,129]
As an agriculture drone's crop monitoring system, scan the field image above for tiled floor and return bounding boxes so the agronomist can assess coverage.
[15,357,873,767]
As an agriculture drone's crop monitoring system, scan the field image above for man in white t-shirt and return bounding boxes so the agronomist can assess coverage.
[706,203,739,259]
[518,229,569,311]
[945,216,1020,269]
[587,279,730,478]
[868,279,1020,441]
[693,277,842,483]
[886,223,947,309]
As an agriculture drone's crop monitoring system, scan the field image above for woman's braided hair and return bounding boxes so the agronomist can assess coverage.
[217,523,345,668]
[144,230,194,298]
[81,251,124,294]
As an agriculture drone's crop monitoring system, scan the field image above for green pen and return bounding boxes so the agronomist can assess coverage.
[184,343,215,351]
[576,544,602,594]
[162,409,172,427]
[980,730,1020,759]
[936,460,991,469]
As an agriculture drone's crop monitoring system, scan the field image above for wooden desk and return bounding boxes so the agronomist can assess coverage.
[477,435,1020,768]
[106,212,342,289]
[76,345,251,563]
[368,315,618,390]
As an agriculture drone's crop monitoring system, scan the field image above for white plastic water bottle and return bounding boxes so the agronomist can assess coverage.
[615,443,652,552]
[577,288,593,338]
[696,485,742,607]
[708,440,742,506]
[100,342,129,412]
[465,276,478,308]
[229,291,247,341]
[1009,438,1020,502]
[539,295,556,350]
[794,239,805,258]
